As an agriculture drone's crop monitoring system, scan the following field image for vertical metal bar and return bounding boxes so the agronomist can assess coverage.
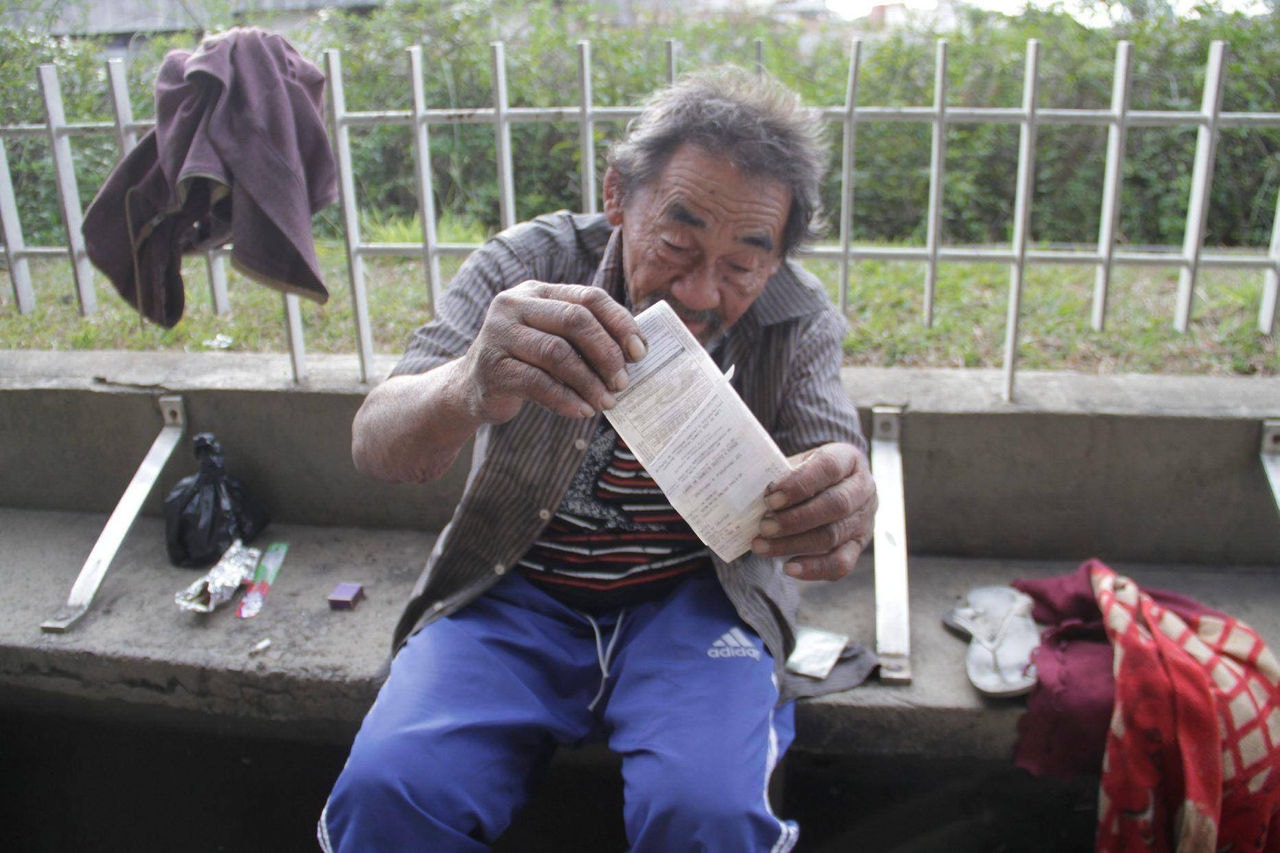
[195,41,227,317]
[1092,41,1132,332]
[577,41,598,215]
[284,293,307,383]
[1175,40,1227,333]
[666,39,678,84]
[923,39,948,328]
[409,45,443,312]
[326,49,373,383]
[871,405,910,684]
[105,59,139,155]
[1260,188,1279,335]
[206,251,230,314]
[0,140,34,313]
[491,42,516,231]
[754,38,765,75]
[1002,40,1040,404]
[38,64,96,315]
[838,40,862,318]
[1262,421,1280,516]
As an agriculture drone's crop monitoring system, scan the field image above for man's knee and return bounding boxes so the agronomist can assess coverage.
[323,732,487,851]
[625,754,792,850]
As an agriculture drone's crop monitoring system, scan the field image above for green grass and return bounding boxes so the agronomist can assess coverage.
[834,258,1277,375]
[1,236,1275,377]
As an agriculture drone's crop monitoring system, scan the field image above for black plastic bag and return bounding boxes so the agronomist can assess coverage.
[164,433,269,568]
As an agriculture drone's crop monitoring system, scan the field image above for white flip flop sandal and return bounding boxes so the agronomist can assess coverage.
[943,586,1040,698]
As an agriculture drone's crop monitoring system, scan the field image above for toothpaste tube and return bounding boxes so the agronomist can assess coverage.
[237,541,288,619]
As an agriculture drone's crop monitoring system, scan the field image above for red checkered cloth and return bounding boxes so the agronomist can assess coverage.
[1012,563,1212,781]
[1090,560,1280,852]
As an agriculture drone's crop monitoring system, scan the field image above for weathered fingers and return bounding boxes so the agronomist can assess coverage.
[752,443,878,581]
[469,282,647,421]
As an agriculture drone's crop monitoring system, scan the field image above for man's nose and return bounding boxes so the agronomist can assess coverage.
[670,263,720,311]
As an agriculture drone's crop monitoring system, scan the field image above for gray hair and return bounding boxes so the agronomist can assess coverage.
[607,66,828,256]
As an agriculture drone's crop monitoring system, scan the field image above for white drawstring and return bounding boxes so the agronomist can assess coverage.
[583,608,627,712]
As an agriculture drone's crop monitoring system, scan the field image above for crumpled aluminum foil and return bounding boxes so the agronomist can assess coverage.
[175,540,261,614]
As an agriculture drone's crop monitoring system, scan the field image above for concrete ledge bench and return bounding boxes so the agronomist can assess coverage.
[0,508,421,741]
[2,350,1278,764]
[3,505,1279,763]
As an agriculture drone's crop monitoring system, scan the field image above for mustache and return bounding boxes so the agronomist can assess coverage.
[636,294,722,333]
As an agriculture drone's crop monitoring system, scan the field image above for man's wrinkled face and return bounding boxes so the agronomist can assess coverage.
[604,144,790,346]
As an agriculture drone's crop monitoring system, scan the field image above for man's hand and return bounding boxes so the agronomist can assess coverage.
[750,442,877,581]
[351,281,646,484]
[459,281,648,425]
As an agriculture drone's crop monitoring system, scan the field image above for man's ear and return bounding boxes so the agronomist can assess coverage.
[603,167,625,226]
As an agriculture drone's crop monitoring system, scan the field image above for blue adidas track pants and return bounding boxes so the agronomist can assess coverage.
[320,570,797,852]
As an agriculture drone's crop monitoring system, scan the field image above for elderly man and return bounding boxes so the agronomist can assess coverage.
[320,66,877,851]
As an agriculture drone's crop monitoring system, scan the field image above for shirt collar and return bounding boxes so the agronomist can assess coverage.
[745,258,831,327]
[591,228,631,309]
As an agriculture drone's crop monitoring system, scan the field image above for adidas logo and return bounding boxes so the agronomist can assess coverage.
[707,627,762,661]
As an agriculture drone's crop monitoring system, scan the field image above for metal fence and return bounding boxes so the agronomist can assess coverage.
[2,36,1278,400]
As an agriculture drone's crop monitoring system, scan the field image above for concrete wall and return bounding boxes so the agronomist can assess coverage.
[3,351,1278,565]
[1,350,467,532]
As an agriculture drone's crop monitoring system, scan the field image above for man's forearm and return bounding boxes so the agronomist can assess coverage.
[351,362,486,483]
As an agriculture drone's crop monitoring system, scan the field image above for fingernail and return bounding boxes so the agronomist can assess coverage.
[758,518,780,537]
[611,369,630,392]
[625,334,647,362]
[751,538,770,556]
[784,562,804,578]
[599,392,616,410]
[765,492,788,511]
[578,403,596,418]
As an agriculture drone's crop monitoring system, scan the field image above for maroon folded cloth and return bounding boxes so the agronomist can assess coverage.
[82,27,337,327]
[1011,562,1221,779]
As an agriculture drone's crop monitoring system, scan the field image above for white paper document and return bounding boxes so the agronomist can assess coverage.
[604,300,792,562]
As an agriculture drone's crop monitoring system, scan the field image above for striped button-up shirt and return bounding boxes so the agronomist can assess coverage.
[388,211,869,702]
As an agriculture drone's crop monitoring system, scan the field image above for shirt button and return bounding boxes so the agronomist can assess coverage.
[493,563,506,575]
[538,508,551,521]
[574,439,588,451]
